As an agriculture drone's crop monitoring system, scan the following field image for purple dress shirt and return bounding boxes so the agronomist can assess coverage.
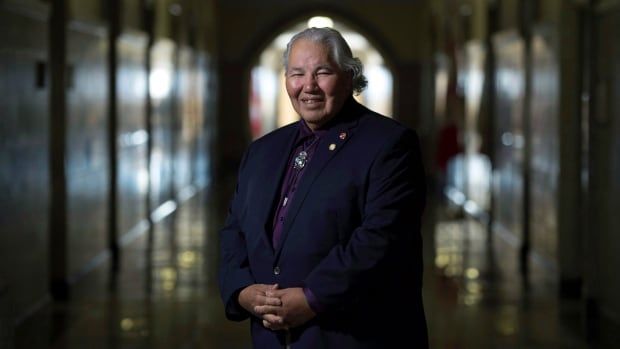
[270,120,327,313]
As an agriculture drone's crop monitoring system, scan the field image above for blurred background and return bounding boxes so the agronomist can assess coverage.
[0,0,619,348]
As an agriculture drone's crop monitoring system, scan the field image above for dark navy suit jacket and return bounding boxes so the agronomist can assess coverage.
[219,99,428,348]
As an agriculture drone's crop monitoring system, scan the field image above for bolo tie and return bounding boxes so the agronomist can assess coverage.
[293,151,308,169]
[293,137,319,170]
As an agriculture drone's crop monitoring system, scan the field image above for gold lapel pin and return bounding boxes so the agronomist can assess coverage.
[329,143,336,151]
[339,132,347,140]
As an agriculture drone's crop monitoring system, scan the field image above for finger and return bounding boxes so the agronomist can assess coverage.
[263,315,287,331]
[262,313,283,324]
[266,288,285,298]
[263,319,286,331]
[256,284,272,293]
[262,319,281,330]
[254,305,280,315]
[261,295,282,306]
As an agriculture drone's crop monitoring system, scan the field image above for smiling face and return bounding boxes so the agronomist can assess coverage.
[285,39,352,130]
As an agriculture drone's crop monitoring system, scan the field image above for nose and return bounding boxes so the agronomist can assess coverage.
[303,74,318,92]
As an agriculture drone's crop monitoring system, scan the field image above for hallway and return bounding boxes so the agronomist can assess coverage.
[2,0,620,348]
[12,190,598,348]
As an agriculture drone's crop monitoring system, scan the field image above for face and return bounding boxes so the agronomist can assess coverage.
[285,39,352,130]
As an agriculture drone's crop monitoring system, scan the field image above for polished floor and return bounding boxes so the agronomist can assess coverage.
[13,189,605,348]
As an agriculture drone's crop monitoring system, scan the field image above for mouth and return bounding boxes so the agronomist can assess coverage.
[300,97,324,105]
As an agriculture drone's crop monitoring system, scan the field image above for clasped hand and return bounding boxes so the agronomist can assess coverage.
[238,284,316,330]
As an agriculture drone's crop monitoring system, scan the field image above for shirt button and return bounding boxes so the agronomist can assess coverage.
[273,266,280,275]
[279,217,284,222]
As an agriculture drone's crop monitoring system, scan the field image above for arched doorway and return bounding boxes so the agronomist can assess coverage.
[248,16,394,139]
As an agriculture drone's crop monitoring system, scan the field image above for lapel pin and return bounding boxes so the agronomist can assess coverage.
[329,143,336,151]
[339,132,347,140]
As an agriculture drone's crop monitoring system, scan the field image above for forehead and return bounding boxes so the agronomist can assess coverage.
[288,39,334,65]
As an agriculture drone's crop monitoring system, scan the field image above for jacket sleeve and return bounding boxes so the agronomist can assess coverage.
[303,129,426,309]
[218,147,256,321]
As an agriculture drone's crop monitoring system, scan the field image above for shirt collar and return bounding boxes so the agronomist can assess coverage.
[296,117,328,145]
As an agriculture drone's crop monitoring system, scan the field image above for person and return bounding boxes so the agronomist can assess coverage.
[218,27,428,348]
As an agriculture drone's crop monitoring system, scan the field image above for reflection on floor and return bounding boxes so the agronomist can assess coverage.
[15,190,600,348]
[18,191,251,349]
[424,204,590,349]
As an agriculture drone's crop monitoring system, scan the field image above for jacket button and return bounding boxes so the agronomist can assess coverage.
[273,266,280,275]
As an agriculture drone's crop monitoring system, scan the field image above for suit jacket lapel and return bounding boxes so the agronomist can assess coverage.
[274,106,362,258]
[255,126,298,253]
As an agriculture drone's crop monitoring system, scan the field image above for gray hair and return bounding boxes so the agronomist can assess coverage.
[283,27,368,95]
